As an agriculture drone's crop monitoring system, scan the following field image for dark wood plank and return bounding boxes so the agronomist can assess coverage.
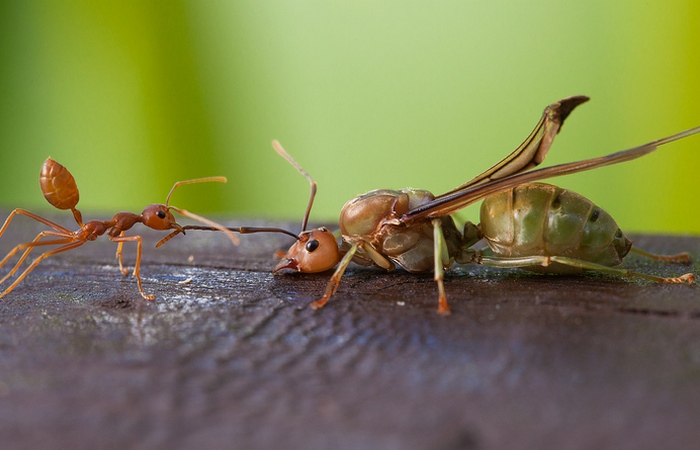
[0,213,699,449]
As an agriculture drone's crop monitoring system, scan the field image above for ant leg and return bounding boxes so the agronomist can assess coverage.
[475,254,696,284]
[0,240,85,299]
[432,218,451,315]
[629,247,692,264]
[309,242,359,310]
[0,233,76,283]
[0,208,72,239]
[114,232,129,276]
[109,234,154,300]
[155,229,182,248]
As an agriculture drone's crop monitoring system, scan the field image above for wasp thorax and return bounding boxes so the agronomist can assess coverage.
[340,189,435,237]
[274,228,340,273]
[40,158,80,210]
[141,204,180,231]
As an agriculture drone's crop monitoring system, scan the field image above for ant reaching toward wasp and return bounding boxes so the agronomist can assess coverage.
[0,158,239,300]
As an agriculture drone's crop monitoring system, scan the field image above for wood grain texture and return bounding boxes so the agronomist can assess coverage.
[0,213,699,449]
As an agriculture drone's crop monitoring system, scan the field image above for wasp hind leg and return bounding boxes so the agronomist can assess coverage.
[629,247,692,264]
[475,254,696,284]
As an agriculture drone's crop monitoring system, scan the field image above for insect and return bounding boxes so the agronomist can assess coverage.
[165,96,700,314]
[0,158,239,300]
[467,182,694,280]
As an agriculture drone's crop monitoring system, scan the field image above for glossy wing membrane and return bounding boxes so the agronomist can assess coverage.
[403,125,700,223]
[438,95,589,194]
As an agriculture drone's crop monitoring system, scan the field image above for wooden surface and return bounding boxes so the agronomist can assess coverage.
[0,214,699,449]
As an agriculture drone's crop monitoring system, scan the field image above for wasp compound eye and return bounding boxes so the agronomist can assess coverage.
[305,239,320,253]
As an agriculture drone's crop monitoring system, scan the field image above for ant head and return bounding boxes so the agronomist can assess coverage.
[273,227,340,273]
[141,204,183,232]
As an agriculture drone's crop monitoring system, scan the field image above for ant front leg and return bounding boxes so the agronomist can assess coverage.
[109,234,154,300]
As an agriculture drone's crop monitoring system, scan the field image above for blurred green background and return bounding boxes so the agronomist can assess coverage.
[0,0,698,233]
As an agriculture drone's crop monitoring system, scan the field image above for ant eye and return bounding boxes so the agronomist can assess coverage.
[156,210,167,219]
[305,239,320,252]
[615,229,623,238]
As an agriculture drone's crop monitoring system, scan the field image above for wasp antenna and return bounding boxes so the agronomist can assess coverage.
[165,176,228,206]
[272,140,317,233]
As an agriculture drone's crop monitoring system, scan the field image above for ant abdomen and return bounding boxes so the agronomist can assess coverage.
[40,158,80,210]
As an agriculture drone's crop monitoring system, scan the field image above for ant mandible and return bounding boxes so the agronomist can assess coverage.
[0,158,239,300]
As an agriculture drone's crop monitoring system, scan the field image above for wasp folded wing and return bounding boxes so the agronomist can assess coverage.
[403,125,700,223]
[439,95,589,194]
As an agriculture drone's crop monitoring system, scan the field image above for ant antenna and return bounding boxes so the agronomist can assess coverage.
[165,176,228,206]
[164,176,239,245]
[272,140,317,233]
[155,142,319,248]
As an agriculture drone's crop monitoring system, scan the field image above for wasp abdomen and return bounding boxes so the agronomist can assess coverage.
[480,183,631,267]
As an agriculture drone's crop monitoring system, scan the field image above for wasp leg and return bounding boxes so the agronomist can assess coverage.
[109,234,154,300]
[311,240,394,310]
[432,218,452,315]
[629,247,692,264]
[310,242,360,310]
[475,254,696,284]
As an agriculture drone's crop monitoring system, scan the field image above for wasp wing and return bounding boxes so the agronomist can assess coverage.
[437,95,589,195]
[403,125,700,223]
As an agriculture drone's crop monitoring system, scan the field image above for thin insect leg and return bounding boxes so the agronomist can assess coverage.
[0,231,73,271]
[547,256,696,284]
[432,218,451,315]
[0,208,73,240]
[155,229,182,248]
[110,234,154,300]
[629,247,692,264]
[1,236,77,285]
[309,242,359,310]
[475,254,696,284]
[360,241,394,271]
[0,240,86,299]
[115,232,129,276]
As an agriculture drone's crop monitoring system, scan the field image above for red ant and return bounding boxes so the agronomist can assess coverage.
[0,158,239,299]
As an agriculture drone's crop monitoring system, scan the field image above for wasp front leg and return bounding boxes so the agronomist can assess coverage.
[309,242,359,310]
[310,239,394,310]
